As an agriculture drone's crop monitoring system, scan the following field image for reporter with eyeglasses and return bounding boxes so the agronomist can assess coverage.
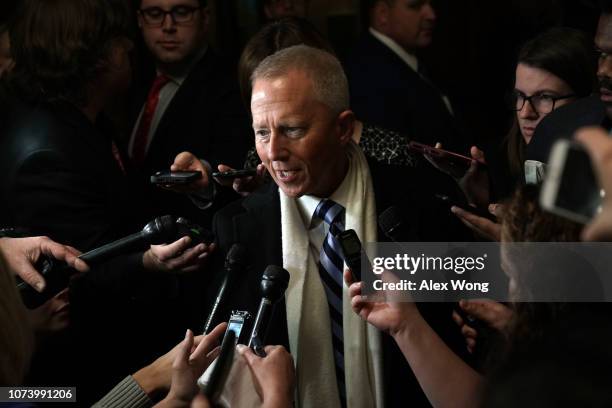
[444,27,596,242]
[129,0,251,229]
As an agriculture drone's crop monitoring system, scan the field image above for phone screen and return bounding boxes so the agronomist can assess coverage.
[555,146,603,221]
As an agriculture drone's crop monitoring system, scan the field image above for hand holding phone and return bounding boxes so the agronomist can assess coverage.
[336,229,371,282]
[212,169,257,179]
[150,170,202,185]
[409,141,485,178]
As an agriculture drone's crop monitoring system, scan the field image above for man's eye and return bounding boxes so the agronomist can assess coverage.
[285,127,305,137]
[172,6,191,16]
[145,8,163,17]
[255,129,270,139]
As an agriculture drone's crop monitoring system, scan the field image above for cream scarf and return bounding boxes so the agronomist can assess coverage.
[281,142,384,408]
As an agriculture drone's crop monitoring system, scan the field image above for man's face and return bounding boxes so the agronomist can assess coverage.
[138,0,208,67]
[252,70,352,198]
[596,14,612,120]
[379,0,436,52]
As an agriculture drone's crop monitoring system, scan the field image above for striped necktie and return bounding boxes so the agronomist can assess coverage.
[314,198,347,407]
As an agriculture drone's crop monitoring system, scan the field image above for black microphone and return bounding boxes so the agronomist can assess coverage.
[379,205,418,242]
[248,265,290,356]
[203,243,248,334]
[78,215,178,264]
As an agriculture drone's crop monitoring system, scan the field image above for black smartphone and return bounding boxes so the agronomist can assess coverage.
[336,229,371,282]
[150,171,202,185]
[435,194,497,221]
[212,169,257,179]
[17,257,76,309]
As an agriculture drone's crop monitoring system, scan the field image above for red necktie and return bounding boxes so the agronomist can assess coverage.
[132,74,170,166]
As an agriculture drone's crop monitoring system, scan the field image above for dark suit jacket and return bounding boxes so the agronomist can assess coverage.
[0,98,183,405]
[0,98,143,249]
[130,48,253,227]
[527,95,610,163]
[344,32,467,153]
[195,159,471,407]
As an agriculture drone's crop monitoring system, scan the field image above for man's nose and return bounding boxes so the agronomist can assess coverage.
[423,2,436,21]
[268,133,289,161]
[598,54,612,82]
[162,13,176,32]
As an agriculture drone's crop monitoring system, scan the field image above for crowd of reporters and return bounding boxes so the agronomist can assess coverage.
[3,0,612,407]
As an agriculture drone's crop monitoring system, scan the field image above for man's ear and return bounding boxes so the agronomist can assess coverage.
[336,110,356,146]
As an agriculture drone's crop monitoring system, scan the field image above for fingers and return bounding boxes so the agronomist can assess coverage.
[348,281,363,298]
[470,146,486,163]
[435,142,442,149]
[451,206,501,241]
[171,151,199,171]
[190,323,227,362]
[41,240,89,273]
[343,268,354,286]
[191,393,212,408]
[461,323,478,340]
[189,323,227,372]
[488,203,502,218]
[214,164,236,187]
[451,310,464,327]
[174,329,195,370]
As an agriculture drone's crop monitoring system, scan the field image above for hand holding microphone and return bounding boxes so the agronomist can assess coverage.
[248,265,290,357]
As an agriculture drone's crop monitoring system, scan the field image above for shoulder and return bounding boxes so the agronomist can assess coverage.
[528,95,606,162]
[1,101,73,166]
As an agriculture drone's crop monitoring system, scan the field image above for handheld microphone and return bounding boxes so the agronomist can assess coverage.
[79,215,177,264]
[379,206,418,242]
[203,243,248,334]
[248,265,290,356]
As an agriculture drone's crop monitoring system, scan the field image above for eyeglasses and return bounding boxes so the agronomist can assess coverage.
[510,91,575,114]
[138,5,202,27]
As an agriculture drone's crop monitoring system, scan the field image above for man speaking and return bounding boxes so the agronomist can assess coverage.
[202,45,467,408]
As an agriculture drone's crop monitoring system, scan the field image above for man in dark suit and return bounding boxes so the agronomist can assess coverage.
[197,44,468,408]
[528,4,612,162]
[344,0,467,153]
[131,0,252,226]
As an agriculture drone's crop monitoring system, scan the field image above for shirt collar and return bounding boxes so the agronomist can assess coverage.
[369,27,419,73]
[158,44,208,86]
[296,155,352,229]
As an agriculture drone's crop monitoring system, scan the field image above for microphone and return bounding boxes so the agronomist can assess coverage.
[78,215,177,264]
[203,243,248,334]
[378,205,418,242]
[248,265,290,356]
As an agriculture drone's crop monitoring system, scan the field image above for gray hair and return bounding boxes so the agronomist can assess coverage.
[251,44,350,114]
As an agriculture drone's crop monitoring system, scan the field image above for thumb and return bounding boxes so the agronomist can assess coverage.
[237,344,259,367]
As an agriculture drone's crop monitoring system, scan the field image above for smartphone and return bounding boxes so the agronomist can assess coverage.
[540,140,603,224]
[150,171,202,185]
[408,141,486,173]
[224,310,250,345]
[336,229,372,282]
[435,194,497,221]
[17,257,76,309]
[212,169,257,179]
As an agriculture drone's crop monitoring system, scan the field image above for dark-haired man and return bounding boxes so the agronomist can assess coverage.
[345,0,467,152]
[131,0,251,225]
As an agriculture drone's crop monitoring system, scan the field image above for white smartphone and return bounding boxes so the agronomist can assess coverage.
[540,140,604,224]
